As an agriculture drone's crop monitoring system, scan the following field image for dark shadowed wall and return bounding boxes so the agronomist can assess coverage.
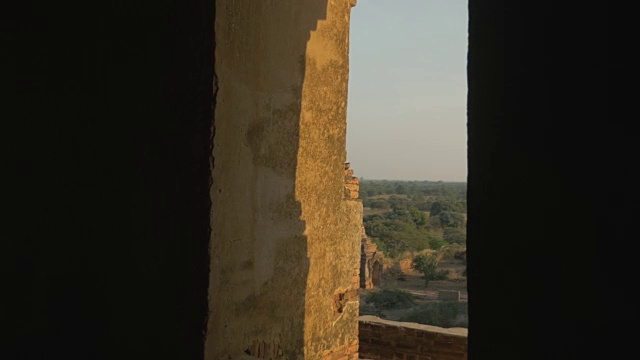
[467,1,632,359]
[6,1,215,359]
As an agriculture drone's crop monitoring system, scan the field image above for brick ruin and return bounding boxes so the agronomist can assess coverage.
[344,162,359,201]
[360,228,384,289]
[344,163,364,294]
[344,162,384,290]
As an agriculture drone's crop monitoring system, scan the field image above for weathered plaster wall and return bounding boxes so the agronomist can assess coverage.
[206,1,360,359]
[358,316,468,360]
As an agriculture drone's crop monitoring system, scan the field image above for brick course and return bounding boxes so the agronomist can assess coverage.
[358,316,467,360]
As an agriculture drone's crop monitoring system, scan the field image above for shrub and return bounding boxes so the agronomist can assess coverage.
[359,301,387,318]
[428,234,447,250]
[438,244,466,261]
[433,269,450,280]
[443,227,466,244]
[364,290,416,310]
[399,301,468,328]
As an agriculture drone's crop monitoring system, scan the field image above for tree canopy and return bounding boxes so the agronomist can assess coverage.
[361,180,467,258]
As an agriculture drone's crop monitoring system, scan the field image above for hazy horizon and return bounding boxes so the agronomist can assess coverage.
[346,0,468,182]
[356,178,467,183]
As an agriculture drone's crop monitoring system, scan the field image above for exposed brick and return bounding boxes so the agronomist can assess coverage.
[434,337,454,345]
[436,344,467,353]
[433,349,467,357]
[404,329,417,336]
[345,177,359,184]
[446,336,468,346]
[370,338,394,347]
[394,342,419,352]
[418,331,439,340]
[432,355,466,360]
[345,183,359,191]
[359,319,467,360]
[418,339,435,350]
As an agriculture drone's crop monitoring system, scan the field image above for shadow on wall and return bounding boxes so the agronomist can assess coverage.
[206,1,330,359]
[6,1,216,359]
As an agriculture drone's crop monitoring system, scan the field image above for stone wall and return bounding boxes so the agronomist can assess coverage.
[205,1,360,359]
[358,316,468,360]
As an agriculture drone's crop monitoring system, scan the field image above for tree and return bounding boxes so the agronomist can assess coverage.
[430,199,464,217]
[411,255,439,288]
[443,227,466,244]
[428,215,442,230]
[409,208,428,229]
[369,200,391,210]
[427,233,447,250]
[437,211,466,228]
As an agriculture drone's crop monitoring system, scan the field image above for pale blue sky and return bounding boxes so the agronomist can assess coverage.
[346,0,468,181]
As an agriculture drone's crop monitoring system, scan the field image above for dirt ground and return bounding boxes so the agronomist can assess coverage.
[359,258,468,322]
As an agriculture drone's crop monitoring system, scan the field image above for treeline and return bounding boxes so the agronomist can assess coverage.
[361,180,467,258]
[360,180,466,201]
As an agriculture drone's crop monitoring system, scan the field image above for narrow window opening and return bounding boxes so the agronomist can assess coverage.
[347,1,469,358]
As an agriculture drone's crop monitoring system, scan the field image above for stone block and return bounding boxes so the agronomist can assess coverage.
[345,176,359,184]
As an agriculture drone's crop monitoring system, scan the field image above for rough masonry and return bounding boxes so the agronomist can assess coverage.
[358,316,468,360]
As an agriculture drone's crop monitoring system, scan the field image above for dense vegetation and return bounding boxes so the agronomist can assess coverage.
[363,289,416,310]
[361,180,467,258]
[399,301,468,328]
